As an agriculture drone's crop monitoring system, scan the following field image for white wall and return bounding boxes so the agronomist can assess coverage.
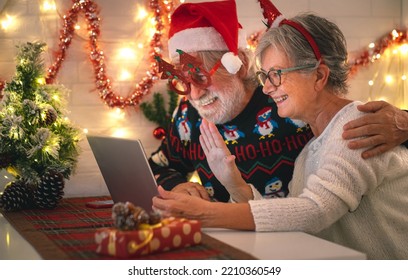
[0,0,406,197]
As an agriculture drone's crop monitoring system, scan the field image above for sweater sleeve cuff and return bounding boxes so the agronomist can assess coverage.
[248,200,272,231]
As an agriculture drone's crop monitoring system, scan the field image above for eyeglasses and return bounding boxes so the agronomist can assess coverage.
[256,63,317,87]
[155,49,221,95]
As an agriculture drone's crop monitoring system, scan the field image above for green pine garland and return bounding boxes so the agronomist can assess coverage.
[0,42,81,190]
[140,88,178,129]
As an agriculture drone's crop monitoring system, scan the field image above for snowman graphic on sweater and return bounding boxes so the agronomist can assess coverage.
[176,104,191,144]
[253,107,278,139]
[264,177,285,198]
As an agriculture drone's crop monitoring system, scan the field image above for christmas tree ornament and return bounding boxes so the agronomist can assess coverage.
[0,181,33,212]
[33,169,65,210]
[153,127,166,140]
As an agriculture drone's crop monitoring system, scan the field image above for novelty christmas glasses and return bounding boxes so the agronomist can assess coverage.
[155,49,221,95]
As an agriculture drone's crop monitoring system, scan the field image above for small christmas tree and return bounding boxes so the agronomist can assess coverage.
[0,42,81,211]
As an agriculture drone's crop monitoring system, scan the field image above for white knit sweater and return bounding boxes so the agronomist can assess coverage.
[249,101,408,259]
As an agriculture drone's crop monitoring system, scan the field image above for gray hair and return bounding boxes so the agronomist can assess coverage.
[255,13,350,95]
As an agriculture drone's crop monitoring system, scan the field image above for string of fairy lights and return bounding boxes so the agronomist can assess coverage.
[0,0,407,109]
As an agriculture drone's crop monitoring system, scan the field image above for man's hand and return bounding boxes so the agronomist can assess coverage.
[199,119,253,202]
[153,186,212,222]
[171,182,211,201]
[343,101,408,159]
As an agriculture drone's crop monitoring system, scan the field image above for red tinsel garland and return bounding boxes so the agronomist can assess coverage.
[44,0,177,108]
[349,29,407,76]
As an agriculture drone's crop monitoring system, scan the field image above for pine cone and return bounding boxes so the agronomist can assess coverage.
[111,202,158,230]
[0,181,33,211]
[33,169,65,209]
[42,108,58,126]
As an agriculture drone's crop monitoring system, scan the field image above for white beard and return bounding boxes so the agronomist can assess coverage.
[189,80,247,124]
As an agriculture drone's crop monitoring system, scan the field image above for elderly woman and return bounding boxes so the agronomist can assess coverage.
[153,13,408,259]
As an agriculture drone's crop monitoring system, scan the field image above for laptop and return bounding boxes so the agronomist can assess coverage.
[86,135,159,211]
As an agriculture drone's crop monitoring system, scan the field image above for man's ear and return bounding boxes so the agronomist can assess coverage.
[237,52,249,78]
[315,63,330,91]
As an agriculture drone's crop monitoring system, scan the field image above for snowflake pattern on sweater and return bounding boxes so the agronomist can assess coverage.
[149,87,314,202]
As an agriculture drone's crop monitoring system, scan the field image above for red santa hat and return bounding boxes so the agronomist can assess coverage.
[168,0,247,74]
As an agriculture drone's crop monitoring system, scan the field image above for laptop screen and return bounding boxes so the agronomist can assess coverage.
[87,135,159,211]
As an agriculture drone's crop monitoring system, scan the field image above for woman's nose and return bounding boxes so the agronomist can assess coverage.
[262,79,278,96]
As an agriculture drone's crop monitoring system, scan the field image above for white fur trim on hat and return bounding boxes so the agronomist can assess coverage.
[221,52,242,74]
[272,14,285,28]
[168,27,247,62]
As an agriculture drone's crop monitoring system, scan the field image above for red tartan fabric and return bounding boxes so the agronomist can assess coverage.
[1,197,255,260]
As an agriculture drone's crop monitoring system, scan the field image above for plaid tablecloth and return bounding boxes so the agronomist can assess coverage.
[1,197,256,260]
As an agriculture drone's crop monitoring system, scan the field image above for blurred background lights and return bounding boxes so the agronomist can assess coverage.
[119,69,132,81]
[112,128,128,138]
[1,14,14,30]
[118,47,136,60]
[385,75,394,84]
[42,0,57,12]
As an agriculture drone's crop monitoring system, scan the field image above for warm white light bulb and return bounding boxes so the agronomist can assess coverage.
[109,108,125,120]
[118,47,136,60]
[137,8,148,20]
[42,0,56,12]
[368,80,374,86]
[112,129,127,138]
[399,44,408,55]
[1,15,14,31]
[36,77,46,85]
[119,69,132,81]
[385,75,393,84]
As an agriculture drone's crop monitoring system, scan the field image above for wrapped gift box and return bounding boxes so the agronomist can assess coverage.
[95,217,202,258]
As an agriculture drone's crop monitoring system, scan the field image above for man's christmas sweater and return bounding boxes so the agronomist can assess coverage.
[149,87,314,202]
